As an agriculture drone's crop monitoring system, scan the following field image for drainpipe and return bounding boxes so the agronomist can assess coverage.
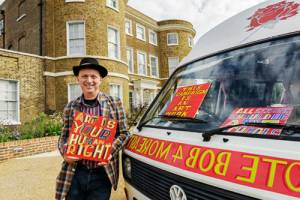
[38,0,43,56]
[1,10,5,48]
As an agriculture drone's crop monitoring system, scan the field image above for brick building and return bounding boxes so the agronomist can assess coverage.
[0,0,195,125]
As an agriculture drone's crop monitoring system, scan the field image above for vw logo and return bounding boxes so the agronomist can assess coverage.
[170,185,187,200]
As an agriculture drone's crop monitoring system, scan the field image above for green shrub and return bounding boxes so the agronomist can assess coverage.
[0,126,19,142]
[0,112,63,142]
[19,112,63,139]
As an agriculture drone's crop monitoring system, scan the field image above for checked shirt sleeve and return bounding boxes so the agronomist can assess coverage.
[58,102,73,156]
[111,97,131,157]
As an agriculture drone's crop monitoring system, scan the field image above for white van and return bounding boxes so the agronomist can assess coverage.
[122,0,300,199]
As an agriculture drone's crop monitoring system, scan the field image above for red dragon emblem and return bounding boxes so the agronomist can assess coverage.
[247,1,300,31]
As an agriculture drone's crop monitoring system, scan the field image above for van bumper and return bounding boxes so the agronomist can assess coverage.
[124,181,151,200]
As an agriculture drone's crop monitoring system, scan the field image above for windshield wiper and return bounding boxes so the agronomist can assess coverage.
[202,122,300,142]
[137,115,209,131]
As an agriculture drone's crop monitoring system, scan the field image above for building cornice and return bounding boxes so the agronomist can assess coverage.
[45,55,128,66]
[0,49,129,67]
[44,71,130,80]
[0,48,45,59]
[159,24,196,35]
[125,12,195,35]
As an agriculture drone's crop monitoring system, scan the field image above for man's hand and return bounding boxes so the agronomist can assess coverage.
[63,144,80,164]
[97,154,112,166]
[64,156,80,164]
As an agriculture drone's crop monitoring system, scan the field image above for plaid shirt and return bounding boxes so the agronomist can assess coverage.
[55,92,130,200]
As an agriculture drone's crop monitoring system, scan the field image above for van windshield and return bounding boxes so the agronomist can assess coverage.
[140,35,300,138]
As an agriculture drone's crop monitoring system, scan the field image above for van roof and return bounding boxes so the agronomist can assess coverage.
[180,0,300,67]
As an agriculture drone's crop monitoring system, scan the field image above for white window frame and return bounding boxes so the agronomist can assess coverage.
[0,79,20,125]
[168,57,179,75]
[137,50,147,76]
[106,0,119,12]
[66,21,86,56]
[65,0,85,2]
[167,32,179,46]
[107,25,120,59]
[149,55,159,77]
[0,20,3,36]
[188,36,193,47]
[109,83,123,101]
[136,23,146,41]
[129,90,135,110]
[148,29,157,46]
[125,18,133,36]
[126,47,134,73]
[67,83,82,102]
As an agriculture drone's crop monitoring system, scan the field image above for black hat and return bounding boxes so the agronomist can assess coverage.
[73,57,108,78]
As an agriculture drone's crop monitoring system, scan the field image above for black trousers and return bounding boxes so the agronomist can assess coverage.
[66,163,112,200]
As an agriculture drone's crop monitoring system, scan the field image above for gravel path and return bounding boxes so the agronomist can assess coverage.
[0,151,126,200]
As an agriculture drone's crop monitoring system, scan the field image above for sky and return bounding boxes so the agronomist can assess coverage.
[128,0,267,42]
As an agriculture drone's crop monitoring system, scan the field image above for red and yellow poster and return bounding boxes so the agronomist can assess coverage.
[221,106,293,135]
[65,112,117,163]
[126,134,300,198]
[165,83,211,118]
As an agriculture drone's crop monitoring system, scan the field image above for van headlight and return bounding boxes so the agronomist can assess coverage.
[124,157,132,179]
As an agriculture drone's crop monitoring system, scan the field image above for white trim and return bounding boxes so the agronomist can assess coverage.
[16,14,26,22]
[125,11,159,30]
[44,71,129,80]
[65,0,85,2]
[149,54,159,78]
[0,48,45,59]
[125,18,133,36]
[167,32,179,46]
[44,55,128,66]
[188,36,194,47]
[0,49,128,66]
[128,73,162,81]
[148,29,158,46]
[66,20,86,56]
[44,71,73,77]
[106,0,119,12]
[108,72,129,80]
[126,47,134,73]
[136,50,147,76]
[107,25,121,60]
[44,55,101,60]
[136,23,146,42]
[159,24,196,35]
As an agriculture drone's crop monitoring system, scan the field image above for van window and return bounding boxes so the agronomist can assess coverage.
[141,35,300,139]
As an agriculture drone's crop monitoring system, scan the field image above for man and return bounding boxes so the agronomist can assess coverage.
[55,57,130,200]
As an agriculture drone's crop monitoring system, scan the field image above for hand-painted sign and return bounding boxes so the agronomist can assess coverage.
[247,1,300,31]
[126,134,300,198]
[165,83,211,118]
[65,111,117,163]
[221,106,293,135]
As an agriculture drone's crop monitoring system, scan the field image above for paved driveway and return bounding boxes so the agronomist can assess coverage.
[0,151,126,200]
